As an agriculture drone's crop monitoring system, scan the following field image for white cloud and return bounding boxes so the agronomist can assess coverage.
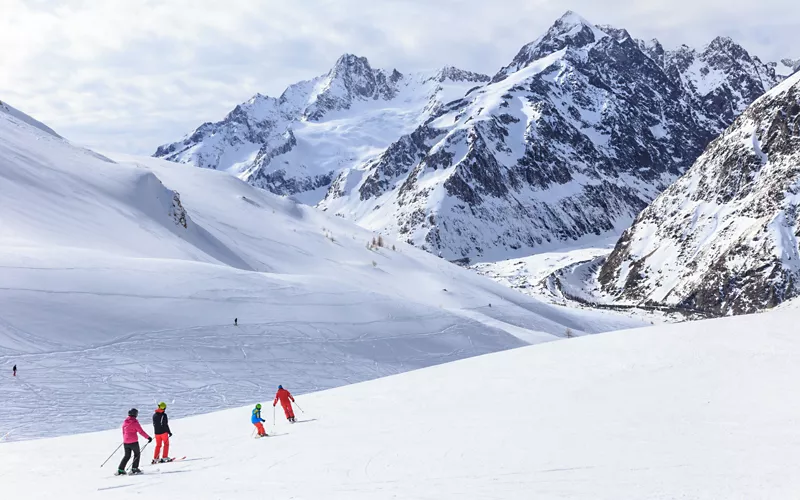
[1,0,797,154]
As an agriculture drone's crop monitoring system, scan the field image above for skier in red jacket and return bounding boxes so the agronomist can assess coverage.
[273,385,296,423]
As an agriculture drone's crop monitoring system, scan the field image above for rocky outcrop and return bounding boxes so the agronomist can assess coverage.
[598,72,800,315]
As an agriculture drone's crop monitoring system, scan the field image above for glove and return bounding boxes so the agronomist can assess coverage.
[148,437,153,443]
[168,432,173,437]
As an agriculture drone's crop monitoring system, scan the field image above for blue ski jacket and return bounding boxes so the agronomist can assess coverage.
[251,408,264,424]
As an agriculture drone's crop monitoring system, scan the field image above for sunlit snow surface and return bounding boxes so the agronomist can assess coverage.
[0,104,648,440]
[3,310,800,498]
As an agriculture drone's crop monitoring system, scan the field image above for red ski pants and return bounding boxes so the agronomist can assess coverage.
[281,402,295,419]
[254,422,266,435]
[154,433,169,459]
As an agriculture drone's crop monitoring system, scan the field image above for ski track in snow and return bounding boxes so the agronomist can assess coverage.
[5,309,800,498]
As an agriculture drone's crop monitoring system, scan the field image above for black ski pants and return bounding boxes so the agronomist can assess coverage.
[118,442,141,470]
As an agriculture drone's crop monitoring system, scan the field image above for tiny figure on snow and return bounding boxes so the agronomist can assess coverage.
[274,385,297,423]
[251,403,268,437]
[12,364,16,377]
[234,318,238,326]
[152,402,173,464]
[117,408,152,476]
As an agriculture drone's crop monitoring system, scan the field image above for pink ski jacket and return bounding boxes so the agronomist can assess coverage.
[122,416,151,444]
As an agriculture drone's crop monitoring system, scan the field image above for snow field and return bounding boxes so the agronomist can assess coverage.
[4,308,800,498]
[0,105,648,440]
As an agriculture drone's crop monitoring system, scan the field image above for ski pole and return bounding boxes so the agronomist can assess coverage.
[273,405,276,426]
[294,402,305,414]
[101,443,123,468]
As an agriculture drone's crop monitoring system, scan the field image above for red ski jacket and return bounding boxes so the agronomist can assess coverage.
[274,388,295,406]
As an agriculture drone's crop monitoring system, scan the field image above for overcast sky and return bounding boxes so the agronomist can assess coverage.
[1,0,798,155]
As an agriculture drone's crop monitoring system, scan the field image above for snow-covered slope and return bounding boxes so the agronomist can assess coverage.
[599,71,800,315]
[0,102,647,440]
[5,308,800,498]
[318,12,787,262]
[156,12,787,262]
[1,98,61,138]
[154,56,489,204]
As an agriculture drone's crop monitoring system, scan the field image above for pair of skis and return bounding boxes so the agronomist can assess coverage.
[114,456,186,476]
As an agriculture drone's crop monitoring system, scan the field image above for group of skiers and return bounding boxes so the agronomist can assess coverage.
[115,385,299,475]
[252,385,297,437]
[116,402,172,475]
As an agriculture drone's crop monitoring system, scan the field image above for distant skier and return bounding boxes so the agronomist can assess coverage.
[12,364,16,377]
[117,408,152,476]
[273,385,296,423]
[152,402,173,464]
[251,404,268,437]
[234,318,238,326]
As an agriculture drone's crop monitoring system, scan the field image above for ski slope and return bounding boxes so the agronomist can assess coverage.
[3,309,800,499]
[0,103,648,440]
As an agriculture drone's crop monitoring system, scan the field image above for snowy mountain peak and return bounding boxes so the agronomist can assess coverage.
[494,11,607,81]
[430,65,491,84]
[302,54,402,121]
[329,53,375,79]
[556,9,595,29]
[777,58,800,76]
[155,20,789,261]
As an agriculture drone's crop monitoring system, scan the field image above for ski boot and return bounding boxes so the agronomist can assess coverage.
[115,469,127,476]
[159,457,173,463]
[130,468,143,475]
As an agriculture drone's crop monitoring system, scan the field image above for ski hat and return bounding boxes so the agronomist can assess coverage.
[278,385,283,390]
[255,403,262,410]
[158,402,167,410]
[128,408,138,418]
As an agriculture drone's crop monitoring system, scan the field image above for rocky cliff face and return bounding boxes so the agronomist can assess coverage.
[318,11,785,261]
[598,71,800,315]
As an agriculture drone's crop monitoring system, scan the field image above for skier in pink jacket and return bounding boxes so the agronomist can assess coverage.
[117,408,152,475]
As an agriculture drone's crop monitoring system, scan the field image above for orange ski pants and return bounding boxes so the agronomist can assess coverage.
[254,422,266,435]
[154,433,170,459]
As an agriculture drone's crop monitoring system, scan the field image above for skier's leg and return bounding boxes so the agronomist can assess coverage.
[131,442,141,469]
[255,422,265,435]
[118,443,132,471]
[162,434,170,458]
[153,434,163,460]
[283,403,292,420]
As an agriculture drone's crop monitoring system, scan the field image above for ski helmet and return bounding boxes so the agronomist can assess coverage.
[255,403,262,410]
[158,402,167,410]
[278,385,283,390]
[128,408,138,418]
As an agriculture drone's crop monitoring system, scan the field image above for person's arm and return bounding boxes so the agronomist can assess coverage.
[136,420,151,440]
[165,414,172,436]
[273,394,279,406]
[289,392,295,403]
